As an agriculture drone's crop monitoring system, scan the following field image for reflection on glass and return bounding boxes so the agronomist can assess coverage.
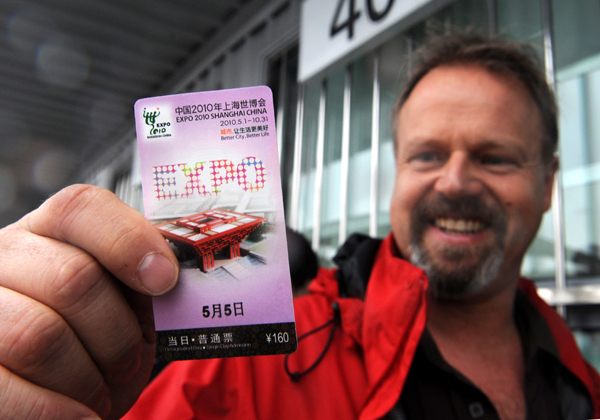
[347,54,374,237]
[451,0,489,35]
[272,46,298,222]
[574,331,600,372]
[553,0,600,70]
[377,35,409,238]
[496,0,551,280]
[297,80,320,242]
[557,69,600,279]
[554,0,600,281]
[497,0,543,53]
[319,67,345,265]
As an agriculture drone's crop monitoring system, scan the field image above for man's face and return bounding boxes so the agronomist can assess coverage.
[390,64,556,300]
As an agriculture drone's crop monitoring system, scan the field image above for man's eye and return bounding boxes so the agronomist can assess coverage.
[480,155,515,166]
[408,152,445,169]
[413,152,439,162]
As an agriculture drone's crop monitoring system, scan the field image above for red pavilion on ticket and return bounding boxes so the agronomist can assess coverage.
[156,209,266,272]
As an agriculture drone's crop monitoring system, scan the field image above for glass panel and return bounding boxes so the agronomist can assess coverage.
[497,0,543,52]
[553,0,600,282]
[377,34,410,238]
[451,0,489,34]
[574,331,600,372]
[319,67,345,265]
[557,69,600,280]
[496,0,551,280]
[553,0,600,70]
[296,80,320,241]
[375,14,452,239]
[278,47,299,221]
[347,54,374,237]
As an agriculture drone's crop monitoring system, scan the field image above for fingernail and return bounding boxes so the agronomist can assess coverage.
[138,252,178,295]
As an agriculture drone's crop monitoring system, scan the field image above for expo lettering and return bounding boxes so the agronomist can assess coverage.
[143,107,171,135]
[176,108,268,124]
[153,157,266,201]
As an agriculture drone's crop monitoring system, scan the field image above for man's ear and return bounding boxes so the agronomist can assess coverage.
[543,155,559,212]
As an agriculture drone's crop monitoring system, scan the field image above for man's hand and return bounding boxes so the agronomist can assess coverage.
[0,184,179,420]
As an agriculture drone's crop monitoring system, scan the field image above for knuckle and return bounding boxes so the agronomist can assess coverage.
[46,184,102,216]
[38,185,114,239]
[5,308,71,375]
[41,253,144,370]
[11,398,60,420]
[45,251,105,312]
[51,184,107,209]
[0,222,25,255]
[0,303,112,415]
[106,221,146,259]
[0,367,92,420]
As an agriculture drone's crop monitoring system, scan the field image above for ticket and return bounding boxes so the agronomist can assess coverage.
[134,86,297,361]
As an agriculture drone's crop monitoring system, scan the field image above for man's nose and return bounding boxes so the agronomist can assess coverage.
[433,152,482,198]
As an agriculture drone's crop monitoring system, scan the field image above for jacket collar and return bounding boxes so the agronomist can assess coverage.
[315,233,600,418]
[333,233,382,299]
[357,234,429,420]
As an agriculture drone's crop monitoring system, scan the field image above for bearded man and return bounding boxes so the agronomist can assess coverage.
[0,33,599,420]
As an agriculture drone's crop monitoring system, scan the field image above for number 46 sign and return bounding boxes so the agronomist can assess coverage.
[331,0,396,39]
[299,0,450,82]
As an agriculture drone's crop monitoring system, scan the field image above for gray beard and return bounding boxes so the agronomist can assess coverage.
[409,241,505,299]
[407,194,507,299]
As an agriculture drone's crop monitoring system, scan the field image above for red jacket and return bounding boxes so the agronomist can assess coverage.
[124,234,600,419]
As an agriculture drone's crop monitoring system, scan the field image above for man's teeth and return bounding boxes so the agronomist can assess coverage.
[435,218,484,234]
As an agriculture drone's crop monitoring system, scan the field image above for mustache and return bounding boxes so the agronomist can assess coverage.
[410,194,508,245]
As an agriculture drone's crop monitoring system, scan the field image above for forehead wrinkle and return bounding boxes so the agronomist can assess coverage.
[396,64,544,158]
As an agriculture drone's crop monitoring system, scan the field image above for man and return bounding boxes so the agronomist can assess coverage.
[0,33,598,420]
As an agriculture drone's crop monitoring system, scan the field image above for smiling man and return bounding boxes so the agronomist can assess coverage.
[0,33,599,420]
[392,60,554,302]
[389,47,563,419]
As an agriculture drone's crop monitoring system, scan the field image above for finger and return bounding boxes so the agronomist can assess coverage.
[19,184,178,296]
[0,286,110,417]
[0,226,146,390]
[0,364,104,420]
[106,287,157,420]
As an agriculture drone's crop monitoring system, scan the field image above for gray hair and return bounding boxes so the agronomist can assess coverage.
[393,32,557,163]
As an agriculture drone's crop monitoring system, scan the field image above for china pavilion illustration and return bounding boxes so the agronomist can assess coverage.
[157,209,266,272]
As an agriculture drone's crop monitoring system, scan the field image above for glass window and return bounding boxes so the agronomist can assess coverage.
[296,80,320,241]
[347,54,374,237]
[557,65,600,280]
[574,330,600,372]
[553,0,600,282]
[496,0,552,280]
[451,0,490,35]
[319,67,345,264]
[553,0,600,70]
[497,0,543,52]
[267,46,298,222]
[377,34,410,238]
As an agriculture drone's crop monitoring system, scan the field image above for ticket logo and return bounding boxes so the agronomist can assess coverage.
[142,106,172,139]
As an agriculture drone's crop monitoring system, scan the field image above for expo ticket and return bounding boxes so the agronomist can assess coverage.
[134,86,297,361]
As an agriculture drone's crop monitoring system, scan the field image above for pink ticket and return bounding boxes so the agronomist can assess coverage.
[135,86,296,361]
